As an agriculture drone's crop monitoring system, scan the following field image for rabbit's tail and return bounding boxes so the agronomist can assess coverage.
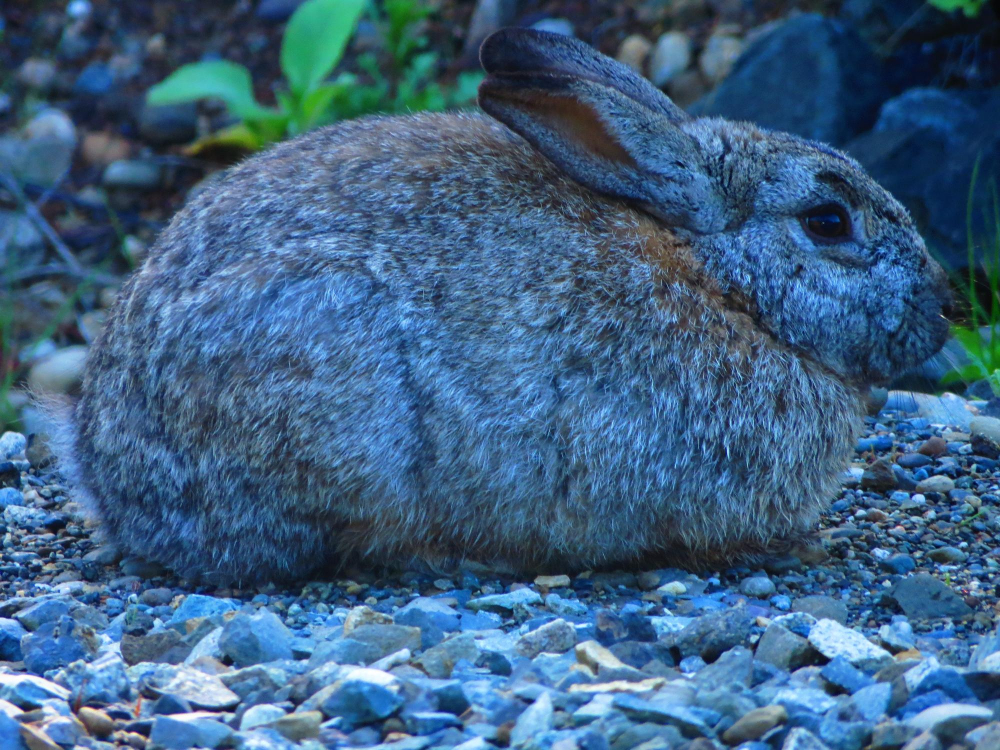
[32,393,104,528]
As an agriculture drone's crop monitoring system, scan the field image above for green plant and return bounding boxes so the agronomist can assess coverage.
[940,160,1000,394]
[349,0,483,116]
[0,270,93,432]
[383,0,433,71]
[148,0,367,149]
[0,284,20,432]
[147,0,482,152]
[928,0,988,17]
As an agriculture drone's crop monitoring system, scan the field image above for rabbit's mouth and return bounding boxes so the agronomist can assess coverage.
[876,291,951,386]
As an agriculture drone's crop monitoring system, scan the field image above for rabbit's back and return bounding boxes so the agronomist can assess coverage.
[71,112,861,581]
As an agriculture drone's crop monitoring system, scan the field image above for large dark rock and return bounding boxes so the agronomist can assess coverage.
[847,1,1000,90]
[120,630,190,666]
[846,86,1000,273]
[661,604,754,662]
[841,0,993,46]
[139,103,198,146]
[21,616,100,674]
[881,573,974,620]
[0,619,26,662]
[694,14,886,145]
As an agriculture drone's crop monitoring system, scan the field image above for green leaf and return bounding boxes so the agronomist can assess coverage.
[448,71,485,108]
[337,82,390,119]
[183,122,272,156]
[147,61,282,124]
[281,0,367,96]
[383,0,431,68]
[299,77,354,127]
[928,0,986,16]
[952,326,985,360]
[941,363,988,385]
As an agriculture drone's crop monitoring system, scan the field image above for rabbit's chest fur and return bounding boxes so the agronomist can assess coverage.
[71,112,864,579]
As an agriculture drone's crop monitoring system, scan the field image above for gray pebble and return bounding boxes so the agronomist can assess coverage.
[0,432,26,461]
[15,599,70,631]
[0,488,23,509]
[21,615,99,674]
[102,159,162,190]
[740,575,776,598]
[0,619,26,661]
[219,609,294,667]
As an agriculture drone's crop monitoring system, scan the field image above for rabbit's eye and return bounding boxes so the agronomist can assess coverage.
[801,204,850,243]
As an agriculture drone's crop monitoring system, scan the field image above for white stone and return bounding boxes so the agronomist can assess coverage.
[782,727,830,750]
[239,703,287,731]
[137,665,240,710]
[510,690,554,747]
[4,505,46,528]
[915,474,955,494]
[658,581,688,596]
[468,588,541,612]
[370,648,411,671]
[184,627,224,664]
[616,35,652,72]
[0,432,27,461]
[531,18,574,36]
[342,666,399,688]
[649,616,693,637]
[886,391,973,430]
[906,703,993,743]
[573,693,616,725]
[772,687,837,715]
[0,674,70,708]
[23,109,77,149]
[649,32,691,87]
[544,593,588,616]
[807,619,892,671]
[27,345,88,394]
[878,620,915,653]
[904,656,941,692]
[41,715,87,746]
[971,416,1000,443]
[699,34,744,83]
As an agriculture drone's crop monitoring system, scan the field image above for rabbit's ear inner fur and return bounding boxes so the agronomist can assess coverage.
[478,29,726,234]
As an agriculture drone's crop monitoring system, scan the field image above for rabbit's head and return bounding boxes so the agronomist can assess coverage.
[479,29,950,385]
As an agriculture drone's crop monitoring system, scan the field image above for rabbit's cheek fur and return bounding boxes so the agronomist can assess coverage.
[775,264,948,385]
[693,221,948,387]
[875,265,951,379]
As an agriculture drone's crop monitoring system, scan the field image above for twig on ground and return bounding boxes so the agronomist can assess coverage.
[0,169,87,276]
[7,262,119,285]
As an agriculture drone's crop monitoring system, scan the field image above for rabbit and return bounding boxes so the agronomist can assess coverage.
[52,28,951,584]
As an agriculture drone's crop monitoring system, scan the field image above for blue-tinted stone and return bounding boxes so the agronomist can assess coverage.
[821,657,874,694]
[880,555,916,575]
[74,62,113,96]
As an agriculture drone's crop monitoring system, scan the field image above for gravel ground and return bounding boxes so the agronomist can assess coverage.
[2,396,1000,749]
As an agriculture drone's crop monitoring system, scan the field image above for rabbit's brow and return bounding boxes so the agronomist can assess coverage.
[810,142,853,165]
[815,171,866,210]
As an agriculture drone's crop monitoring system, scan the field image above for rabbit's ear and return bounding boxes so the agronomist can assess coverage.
[480,28,686,123]
[478,68,725,234]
